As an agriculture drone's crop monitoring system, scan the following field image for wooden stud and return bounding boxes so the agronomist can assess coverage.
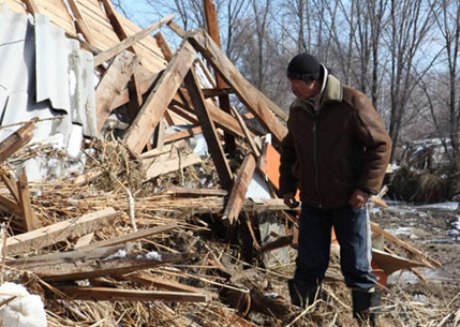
[64,0,95,45]
[16,167,41,231]
[184,69,233,190]
[0,118,36,164]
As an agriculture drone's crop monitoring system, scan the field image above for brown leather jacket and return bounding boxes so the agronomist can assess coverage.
[279,74,392,209]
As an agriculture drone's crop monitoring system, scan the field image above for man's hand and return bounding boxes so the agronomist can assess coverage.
[283,193,300,208]
[349,189,369,209]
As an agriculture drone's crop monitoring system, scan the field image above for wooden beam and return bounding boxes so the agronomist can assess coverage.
[0,118,36,164]
[204,0,236,156]
[16,167,41,231]
[184,69,233,190]
[126,272,215,298]
[29,252,188,282]
[54,286,208,302]
[154,32,174,61]
[96,51,136,131]
[5,208,120,255]
[124,40,196,154]
[222,154,257,224]
[187,30,288,144]
[230,106,261,157]
[21,0,39,15]
[64,0,95,45]
[164,187,227,197]
[77,223,177,252]
[93,14,175,67]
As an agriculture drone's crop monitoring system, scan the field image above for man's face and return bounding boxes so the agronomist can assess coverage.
[290,79,319,99]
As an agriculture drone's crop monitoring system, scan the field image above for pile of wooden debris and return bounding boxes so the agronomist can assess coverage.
[0,0,457,326]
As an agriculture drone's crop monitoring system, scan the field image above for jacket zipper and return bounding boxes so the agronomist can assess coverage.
[312,114,323,207]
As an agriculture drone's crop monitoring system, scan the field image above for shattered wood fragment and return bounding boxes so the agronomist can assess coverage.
[124,40,197,154]
[6,208,120,255]
[29,252,188,282]
[16,167,41,231]
[93,14,175,67]
[222,154,257,224]
[96,51,136,131]
[0,118,36,164]
[73,233,94,249]
[187,29,288,143]
[184,69,233,190]
[54,286,208,302]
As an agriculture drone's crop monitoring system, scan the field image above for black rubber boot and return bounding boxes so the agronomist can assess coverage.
[352,289,381,327]
[287,279,320,308]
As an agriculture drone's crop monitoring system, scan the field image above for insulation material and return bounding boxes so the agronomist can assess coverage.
[0,282,47,327]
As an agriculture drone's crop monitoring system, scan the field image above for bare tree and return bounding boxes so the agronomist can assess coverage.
[432,0,460,162]
[386,0,437,159]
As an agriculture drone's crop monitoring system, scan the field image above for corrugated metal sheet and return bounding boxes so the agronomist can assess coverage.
[0,5,96,180]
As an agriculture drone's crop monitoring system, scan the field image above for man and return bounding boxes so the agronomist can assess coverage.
[279,53,391,326]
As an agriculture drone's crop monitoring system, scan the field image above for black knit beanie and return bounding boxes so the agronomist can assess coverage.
[287,53,321,81]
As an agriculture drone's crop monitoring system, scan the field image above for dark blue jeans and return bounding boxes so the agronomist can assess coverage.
[294,203,376,290]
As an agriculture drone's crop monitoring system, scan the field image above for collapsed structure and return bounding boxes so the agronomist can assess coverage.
[0,1,444,326]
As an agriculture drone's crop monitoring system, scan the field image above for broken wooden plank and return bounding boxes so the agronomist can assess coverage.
[187,29,288,144]
[184,69,233,190]
[54,286,208,302]
[16,167,41,231]
[74,233,94,249]
[29,252,188,282]
[77,223,177,252]
[123,40,196,154]
[126,272,216,299]
[222,154,257,224]
[370,222,442,268]
[163,126,203,144]
[0,118,36,164]
[6,208,120,255]
[93,14,175,67]
[72,167,104,186]
[164,187,227,197]
[96,51,136,131]
[154,31,174,61]
[372,248,427,275]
